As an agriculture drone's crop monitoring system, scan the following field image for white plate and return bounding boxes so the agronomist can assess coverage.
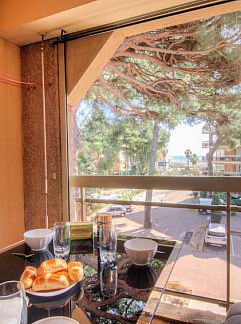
[26,280,81,297]
[33,316,79,323]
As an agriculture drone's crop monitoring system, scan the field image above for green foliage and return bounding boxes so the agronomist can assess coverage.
[77,108,122,174]
[150,259,166,272]
[210,193,223,220]
[184,150,199,169]
[190,153,199,167]
[119,191,135,201]
[84,265,97,277]
[85,11,241,129]
[77,108,171,175]
[185,149,192,168]
[75,12,241,181]
[211,193,222,205]
[213,192,241,206]
[122,119,170,175]
[192,191,199,198]
[200,191,207,198]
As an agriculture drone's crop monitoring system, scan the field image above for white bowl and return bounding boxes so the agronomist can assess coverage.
[33,317,79,324]
[124,238,158,266]
[24,228,53,251]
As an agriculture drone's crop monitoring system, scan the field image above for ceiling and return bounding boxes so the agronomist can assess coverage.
[0,0,200,46]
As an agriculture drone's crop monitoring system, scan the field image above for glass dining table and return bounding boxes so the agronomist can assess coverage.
[0,235,178,323]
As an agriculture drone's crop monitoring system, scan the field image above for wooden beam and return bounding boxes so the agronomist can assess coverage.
[153,302,225,323]
[0,240,24,254]
[67,30,125,106]
[122,0,241,37]
[70,175,241,192]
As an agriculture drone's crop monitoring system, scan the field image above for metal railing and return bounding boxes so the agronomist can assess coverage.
[70,175,241,310]
[213,155,241,163]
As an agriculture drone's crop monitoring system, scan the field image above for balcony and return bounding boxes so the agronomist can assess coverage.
[70,175,241,323]
[213,155,241,164]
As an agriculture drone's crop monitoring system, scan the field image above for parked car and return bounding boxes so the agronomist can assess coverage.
[231,195,241,206]
[122,205,135,213]
[204,223,227,248]
[110,204,134,213]
[198,194,238,216]
[198,198,212,215]
[104,205,126,217]
[125,205,135,213]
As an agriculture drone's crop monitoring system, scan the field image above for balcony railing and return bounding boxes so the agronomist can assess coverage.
[214,171,241,176]
[213,155,241,163]
[70,175,241,313]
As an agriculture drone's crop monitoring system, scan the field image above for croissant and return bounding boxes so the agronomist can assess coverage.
[37,258,67,276]
[32,272,70,292]
[20,266,37,289]
[67,261,84,282]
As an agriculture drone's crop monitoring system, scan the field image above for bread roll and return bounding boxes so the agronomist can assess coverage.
[67,261,84,282]
[20,266,37,289]
[32,272,70,292]
[37,258,67,276]
[54,270,70,281]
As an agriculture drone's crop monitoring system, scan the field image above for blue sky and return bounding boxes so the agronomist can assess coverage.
[167,123,205,156]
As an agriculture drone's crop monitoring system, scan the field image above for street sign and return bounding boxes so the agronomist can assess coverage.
[158,161,166,167]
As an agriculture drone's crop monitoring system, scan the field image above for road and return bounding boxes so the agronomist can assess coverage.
[113,190,202,241]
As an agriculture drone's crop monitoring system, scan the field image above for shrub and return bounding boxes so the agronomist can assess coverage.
[211,193,222,220]
[200,191,207,198]
[193,191,199,198]
[211,193,222,205]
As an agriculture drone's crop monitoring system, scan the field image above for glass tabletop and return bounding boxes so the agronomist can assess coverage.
[0,235,179,323]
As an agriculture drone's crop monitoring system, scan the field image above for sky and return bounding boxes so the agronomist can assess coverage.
[167,123,205,156]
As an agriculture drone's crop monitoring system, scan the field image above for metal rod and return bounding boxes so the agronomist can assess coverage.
[80,187,85,221]
[226,192,231,311]
[41,34,48,229]
[58,42,70,221]
[80,198,241,212]
[160,289,227,306]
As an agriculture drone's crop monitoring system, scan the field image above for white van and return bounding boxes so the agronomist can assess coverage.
[204,223,227,248]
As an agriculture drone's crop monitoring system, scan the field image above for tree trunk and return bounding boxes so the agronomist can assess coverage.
[144,120,160,229]
[187,158,190,168]
[206,135,223,176]
[206,152,213,176]
[69,106,82,220]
